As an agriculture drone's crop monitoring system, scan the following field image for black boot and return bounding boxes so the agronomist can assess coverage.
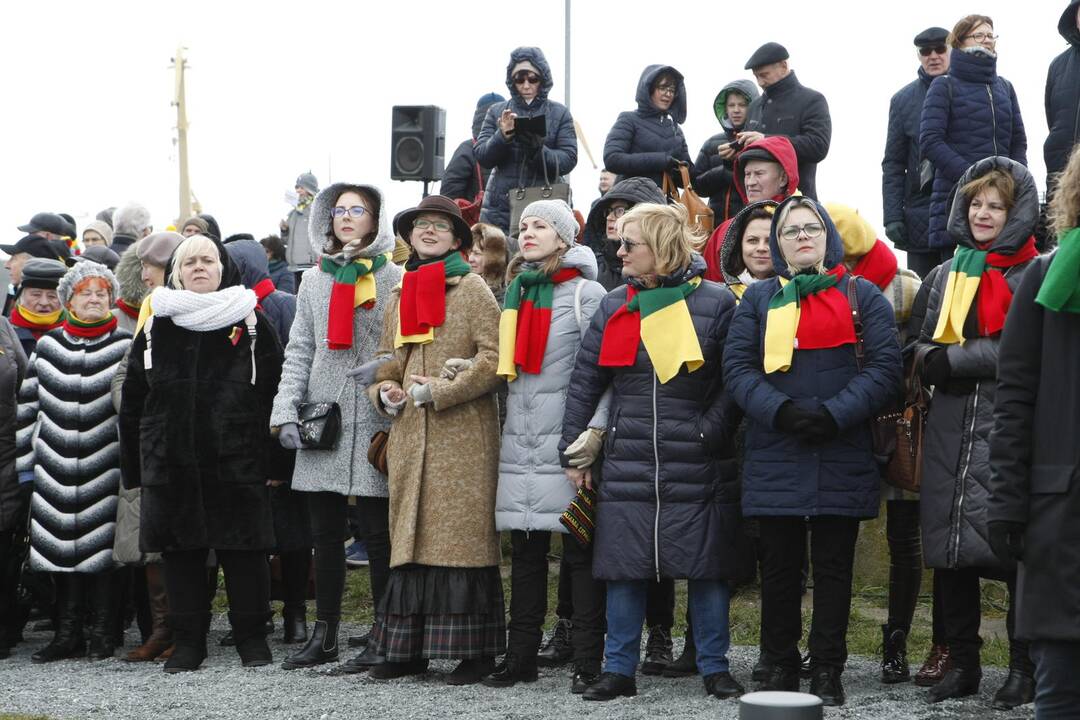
[809,665,845,706]
[640,625,673,675]
[754,665,799,692]
[664,624,698,677]
[447,657,496,686]
[481,652,539,688]
[536,618,573,667]
[87,572,120,660]
[162,613,209,673]
[31,574,85,664]
[928,667,982,703]
[582,672,637,701]
[368,658,428,680]
[570,664,601,694]
[230,611,272,667]
[880,624,910,684]
[347,626,372,648]
[992,670,1035,710]
[703,671,745,699]
[281,618,339,669]
[331,625,385,675]
[751,651,773,682]
[282,603,307,645]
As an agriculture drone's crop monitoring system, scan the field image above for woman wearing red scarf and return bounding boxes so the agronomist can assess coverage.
[913,157,1039,708]
[365,195,504,685]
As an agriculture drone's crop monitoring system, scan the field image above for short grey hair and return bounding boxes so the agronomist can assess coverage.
[113,203,153,238]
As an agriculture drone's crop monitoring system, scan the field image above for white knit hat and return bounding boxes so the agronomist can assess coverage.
[57,261,120,306]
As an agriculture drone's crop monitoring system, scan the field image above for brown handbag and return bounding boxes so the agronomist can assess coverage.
[662,165,714,237]
[367,345,414,475]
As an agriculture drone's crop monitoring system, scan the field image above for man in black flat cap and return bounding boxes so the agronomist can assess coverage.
[16,213,69,243]
[882,27,951,279]
[739,42,831,200]
[1,235,70,315]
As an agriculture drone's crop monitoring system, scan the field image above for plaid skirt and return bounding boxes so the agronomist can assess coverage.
[371,564,506,661]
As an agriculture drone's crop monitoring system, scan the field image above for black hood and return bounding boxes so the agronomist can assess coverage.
[198,213,222,242]
[720,200,778,284]
[162,234,243,290]
[585,176,667,236]
[224,238,272,288]
[1060,0,1080,46]
[769,196,844,279]
[505,47,554,105]
[946,156,1039,255]
[634,65,687,124]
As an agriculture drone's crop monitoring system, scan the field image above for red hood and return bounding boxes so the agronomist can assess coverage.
[733,135,800,203]
[702,218,733,282]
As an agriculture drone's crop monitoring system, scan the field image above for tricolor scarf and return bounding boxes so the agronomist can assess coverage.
[10,306,65,338]
[764,266,856,374]
[599,277,704,384]
[320,252,390,350]
[1036,227,1080,313]
[851,239,899,290]
[497,267,581,381]
[115,298,140,320]
[63,312,118,339]
[932,237,1038,344]
[395,252,472,347]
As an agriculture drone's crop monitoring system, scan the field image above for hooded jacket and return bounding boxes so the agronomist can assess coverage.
[882,68,937,252]
[475,48,578,234]
[920,47,1027,251]
[744,71,831,200]
[603,65,692,190]
[1045,0,1080,180]
[913,157,1039,570]
[702,136,799,282]
[226,239,297,348]
[693,79,760,223]
[495,245,607,532]
[718,200,778,300]
[583,177,667,291]
[559,254,742,581]
[441,95,504,201]
[723,197,902,519]
[270,183,403,499]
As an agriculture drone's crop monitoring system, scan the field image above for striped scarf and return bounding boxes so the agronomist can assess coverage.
[599,277,704,384]
[932,237,1037,344]
[764,266,855,374]
[1036,227,1080,313]
[395,252,472,347]
[10,305,65,338]
[321,252,390,350]
[497,267,580,381]
[63,312,117,339]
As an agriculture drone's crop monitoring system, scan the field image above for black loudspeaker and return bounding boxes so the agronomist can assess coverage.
[390,105,446,182]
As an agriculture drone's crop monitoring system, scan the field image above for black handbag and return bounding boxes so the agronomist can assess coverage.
[296,402,342,450]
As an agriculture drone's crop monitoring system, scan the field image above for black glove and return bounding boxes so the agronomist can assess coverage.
[922,348,951,388]
[988,520,1025,569]
[797,405,840,445]
[774,402,818,435]
[884,222,908,250]
[667,156,685,174]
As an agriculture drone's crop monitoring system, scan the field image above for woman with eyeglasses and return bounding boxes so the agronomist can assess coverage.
[920,14,1026,272]
[474,47,578,236]
[603,66,693,191]
[724,197,902,705]
[365,195,505,686]
[270,183,403,673]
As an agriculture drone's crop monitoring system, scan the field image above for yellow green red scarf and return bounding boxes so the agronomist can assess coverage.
[10,305,65,338]
[321,252,391,350]
[764,266,855,374]
[498,267,580,381]
[598,277,704,384]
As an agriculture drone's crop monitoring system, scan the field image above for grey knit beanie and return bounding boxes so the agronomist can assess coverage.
[57,261,120,306]
[296,172,319,195]
[520,199,578,247]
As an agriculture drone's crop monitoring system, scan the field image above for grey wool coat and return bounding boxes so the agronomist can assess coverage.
[495,245,608,533]
[270,183,403,498]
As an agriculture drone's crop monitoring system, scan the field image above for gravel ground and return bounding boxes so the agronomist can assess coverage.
[0,619,1034,720]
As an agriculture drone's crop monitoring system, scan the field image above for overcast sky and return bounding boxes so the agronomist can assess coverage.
[0,1,1068,260]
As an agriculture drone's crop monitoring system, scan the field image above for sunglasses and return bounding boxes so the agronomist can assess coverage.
[513,71,541,85]
[618,237,645,252]
[331,206,367,218]
[919,45,948,57]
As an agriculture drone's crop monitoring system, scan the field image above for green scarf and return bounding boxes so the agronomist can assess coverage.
[1036,227,1080,313]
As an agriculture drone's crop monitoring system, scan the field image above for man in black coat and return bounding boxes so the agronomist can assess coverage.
[440,92,505,202]
[741,43,831,200]
[882,27,951,279]
[1045,1,1080,189]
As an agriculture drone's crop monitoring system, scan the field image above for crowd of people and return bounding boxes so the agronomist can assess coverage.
[1,7,1080,717]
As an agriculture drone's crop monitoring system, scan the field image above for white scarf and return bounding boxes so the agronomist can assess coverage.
[149,286,257,331]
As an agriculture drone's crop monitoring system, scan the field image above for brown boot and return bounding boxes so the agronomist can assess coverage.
[914,643,952,686]
[125,564,173,662]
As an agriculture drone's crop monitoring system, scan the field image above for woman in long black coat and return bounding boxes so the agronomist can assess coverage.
[119,234,285,673]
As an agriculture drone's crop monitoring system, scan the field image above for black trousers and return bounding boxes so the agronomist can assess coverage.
[164,548,268,617]
[885,499,922,632]
[508,531,605,671]
[759,515,860,670]
[555,558,672,631]
[937,566,1032,672]
[306,491,390,621]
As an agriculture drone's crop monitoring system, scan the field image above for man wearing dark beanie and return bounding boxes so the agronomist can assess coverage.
[739,42,831,200]
[9,258,67,357]
[882,27,951,280]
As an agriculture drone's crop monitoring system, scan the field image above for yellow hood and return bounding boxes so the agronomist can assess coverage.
[824,203,876,261]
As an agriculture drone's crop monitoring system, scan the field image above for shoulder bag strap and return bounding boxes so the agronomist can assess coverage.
[574,278,584,327]
[847,277,866,371]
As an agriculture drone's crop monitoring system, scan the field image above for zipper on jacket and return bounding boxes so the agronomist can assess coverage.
[950,384,980,567]
[652,373,661,582]
[987,86,999,155]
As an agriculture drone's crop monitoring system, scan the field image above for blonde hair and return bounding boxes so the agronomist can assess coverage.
[170,234,222,290]
[775,198,827,274]
[959,168,1015,213]
[616,203,701,277]
[1049,144,1080,238]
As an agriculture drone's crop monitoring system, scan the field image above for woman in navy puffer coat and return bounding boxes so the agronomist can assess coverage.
[723,197,901,702]
[475,47,578,235]
[920,15,1026,261]
[603,65,693,190]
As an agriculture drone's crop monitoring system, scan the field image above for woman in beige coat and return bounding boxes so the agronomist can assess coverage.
[367,195,503,686]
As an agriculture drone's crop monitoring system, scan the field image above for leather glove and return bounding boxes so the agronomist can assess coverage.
[797,405,840,445]
[774,402,818,435]
[346,356,393,387]
[884,222,908,250]
[667,156,685,175]
[440,358,474,380]
[408,382,434,407]
[564,427,605,469]
[988,520,1025,569]
[278,422,303,450]
[922,348,951,388]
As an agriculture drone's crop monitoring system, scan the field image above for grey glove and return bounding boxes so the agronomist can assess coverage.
[278,422,302,450]
[409,382,434,407]
[347,356,393,387]
[564,427,605,468]
[440,357,474,380]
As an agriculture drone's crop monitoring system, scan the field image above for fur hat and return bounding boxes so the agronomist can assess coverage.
[57,261,120,306]
[113,245,147,306]
[520,199,578,247]
[137,231,185,267]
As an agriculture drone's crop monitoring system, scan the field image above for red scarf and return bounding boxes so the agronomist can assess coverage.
[793,266,858,351]
[115,298,140,320]
[974,236,1039,337]
[63,312,118,339]
[10,306,64,338]
[253,278,275,304]
[399,263,448,337]
[850,239,899,290]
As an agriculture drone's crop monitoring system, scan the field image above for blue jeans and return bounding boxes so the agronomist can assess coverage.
[1030,640,1080,719]
[604,579,730,677]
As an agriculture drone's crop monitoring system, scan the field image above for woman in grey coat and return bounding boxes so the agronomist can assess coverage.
[481,200,608,692]
[270,182,403,671]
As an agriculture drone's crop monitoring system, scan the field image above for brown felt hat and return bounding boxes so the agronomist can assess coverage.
[393,195,473,250]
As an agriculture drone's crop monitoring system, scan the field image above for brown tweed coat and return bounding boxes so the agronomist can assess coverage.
[368,272,502,569]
